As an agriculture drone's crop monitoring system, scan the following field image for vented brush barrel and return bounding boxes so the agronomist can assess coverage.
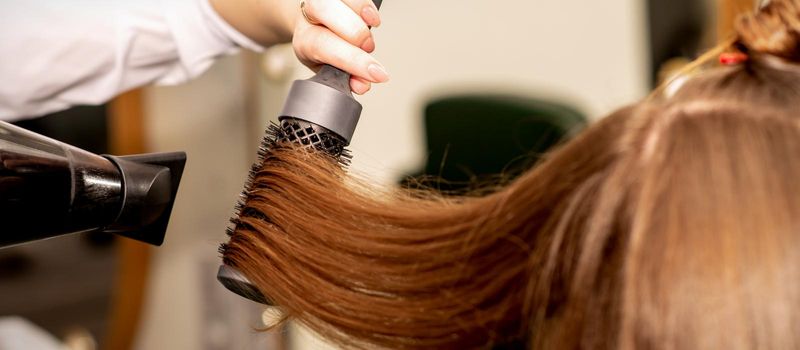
[278,116,349,157]
[220,68,361,305]
[279,65,361,150]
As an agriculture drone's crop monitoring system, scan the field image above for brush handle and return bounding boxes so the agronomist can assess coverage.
[277,0,384,150]
[307,0,384,95]
[308,65,353,95]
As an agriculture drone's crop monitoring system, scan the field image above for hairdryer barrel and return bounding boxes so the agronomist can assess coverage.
[0,120,186,248]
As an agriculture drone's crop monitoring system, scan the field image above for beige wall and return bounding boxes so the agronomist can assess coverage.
[136,0,649,348]
[134,54,286,349]
[342,0,650,183]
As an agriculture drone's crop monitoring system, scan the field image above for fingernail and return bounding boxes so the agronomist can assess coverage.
[362,36,375,52]
[362,6,381,27]
[367,63,389,82]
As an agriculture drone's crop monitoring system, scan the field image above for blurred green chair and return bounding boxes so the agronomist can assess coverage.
[405,94,587,193]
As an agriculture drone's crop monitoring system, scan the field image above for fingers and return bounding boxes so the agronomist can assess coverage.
[301,0,378,51]
[294,24,389,83]
[295,0,388,93]
[350,76,371,95]
[340,0,381,27]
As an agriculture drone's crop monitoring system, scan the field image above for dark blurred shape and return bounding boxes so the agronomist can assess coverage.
[13,105,109,153]
[404,94,586,193]
[648,0,709,86]
[0,251,35,279]
[83,231,115,249]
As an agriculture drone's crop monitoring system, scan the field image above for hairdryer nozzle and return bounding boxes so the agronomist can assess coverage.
[103,152,186,245]
[103,152,187,246]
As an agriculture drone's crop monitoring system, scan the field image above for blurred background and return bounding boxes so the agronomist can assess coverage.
[0,0,755,348]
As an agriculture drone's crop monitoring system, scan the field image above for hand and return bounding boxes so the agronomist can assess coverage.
[292,0,389,94]
[210,0,389,95]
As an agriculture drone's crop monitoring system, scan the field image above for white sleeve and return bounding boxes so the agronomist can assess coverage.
[0,317,64,350]
[0,0,265,122]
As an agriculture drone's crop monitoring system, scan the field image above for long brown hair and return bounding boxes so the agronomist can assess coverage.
[222,1,800,348]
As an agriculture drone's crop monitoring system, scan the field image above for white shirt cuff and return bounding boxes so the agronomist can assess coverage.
[200,0,266,53]
[162,0,265,82]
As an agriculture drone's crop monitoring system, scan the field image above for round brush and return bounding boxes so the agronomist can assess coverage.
[217,0,384,305]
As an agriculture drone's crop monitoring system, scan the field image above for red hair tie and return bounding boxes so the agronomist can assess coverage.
[720,52,749,65]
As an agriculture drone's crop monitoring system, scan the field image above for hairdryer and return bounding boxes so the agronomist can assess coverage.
[0,120,186,248]
[217,0,384,305]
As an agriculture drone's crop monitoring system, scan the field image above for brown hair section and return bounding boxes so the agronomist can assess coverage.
[222,1,800,348]
[737,0,800,60]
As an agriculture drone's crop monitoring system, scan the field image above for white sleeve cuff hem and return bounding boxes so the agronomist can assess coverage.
[200,0,266,53]
[162,0,261,80]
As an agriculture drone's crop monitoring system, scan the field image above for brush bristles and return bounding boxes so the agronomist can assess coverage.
[220,120,352,259]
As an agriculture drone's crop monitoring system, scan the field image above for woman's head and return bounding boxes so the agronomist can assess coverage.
[222,1,800,348]
[532,59,800,348]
